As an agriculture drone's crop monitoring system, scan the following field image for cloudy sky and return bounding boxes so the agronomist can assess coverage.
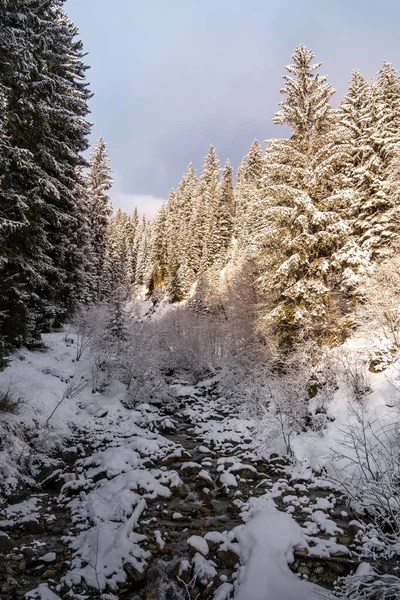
[65,0,400,218]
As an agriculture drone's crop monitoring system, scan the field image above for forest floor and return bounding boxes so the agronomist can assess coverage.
[0,334,370,600]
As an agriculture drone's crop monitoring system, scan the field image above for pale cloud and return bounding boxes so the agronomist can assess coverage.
[111,193,165,219]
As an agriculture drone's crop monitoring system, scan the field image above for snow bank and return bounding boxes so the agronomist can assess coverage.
[234,496,333,600]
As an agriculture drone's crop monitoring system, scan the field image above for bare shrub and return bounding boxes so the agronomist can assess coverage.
[158,308,227,381]
[0,381,20,413]
[71,301,111,363]
[357,256,400,351]
[329,403,400,553]
[334,570,400,599]
[335,348,372,403]
[256,347,337,455]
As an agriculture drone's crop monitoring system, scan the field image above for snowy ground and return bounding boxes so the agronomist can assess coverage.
[0,330,395,599]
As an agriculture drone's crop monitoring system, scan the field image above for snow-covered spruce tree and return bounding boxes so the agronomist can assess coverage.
[0,0,40,353]
[145,202,168,293]
[212,159,234,263]
[163,187,183,299]
[70,168,98,305]
[258,45,369,346]
[43,6,92,322]
[339,63,400,257]
[124,207,139,285]
[104,286,130,356]
[177,163,199,293]
[234,139,265,250]
[199,145,221,271]
[162,165,199,299]
[127,207,139,283]
[188,182,206,278]
[87,137,114,298]
[103,209,135,294]
[0,0,91,352]
[135,216,152,287]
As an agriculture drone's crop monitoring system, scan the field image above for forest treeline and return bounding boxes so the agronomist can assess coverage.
[138,46,400,347]
[101,45,400,348]
[1,0,399,361]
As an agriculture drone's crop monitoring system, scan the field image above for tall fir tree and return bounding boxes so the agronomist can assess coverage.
[146,203,168,292]
[88,137,113,298]
[0,0,91,354]
[135,216,152,286]
[339,64,400,256]
[199,145,220,270]
[212,159,234,263]
[259,45,369,345]
[70,168,98,305]
[234,139,265,249]
[176,164,199,293]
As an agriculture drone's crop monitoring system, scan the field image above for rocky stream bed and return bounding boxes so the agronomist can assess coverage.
[0,379,366,599]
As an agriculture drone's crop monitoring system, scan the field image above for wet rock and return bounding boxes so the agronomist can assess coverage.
[21,545,36,558]
[92,469,108,483]
[174,559,191,584]
[181,462,202,476]
[158,418,176,434]
[42,568,58,579]
[196,469,213,485]
[230,465,258,479]
[217,549,240,569]
[0,532,13,550]
[124,560,147,582]
[325,559,347,575]
[145,563,160,585]
[199,506,213,516]
[17,518,44,534]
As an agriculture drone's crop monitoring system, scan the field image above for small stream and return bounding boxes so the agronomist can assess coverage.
[1,384,362,599]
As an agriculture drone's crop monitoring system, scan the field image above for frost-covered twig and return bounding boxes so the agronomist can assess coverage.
[45,375,86,426]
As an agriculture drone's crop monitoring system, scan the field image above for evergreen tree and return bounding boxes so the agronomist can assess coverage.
[104,287,129,356]
[200,145,220,270]
[339,64,400,256]
[0,0,91,353]
[246,139,264,183]
[234,140,265,249]
[103,209,132,294]
[212,160,234,262]
[259,45,368,345]
[126,207,139,283]
[176,164,199,293]
[88,137,114,297]
[70,168,98,305]
[135,216,152,286]
[146,203,168,292]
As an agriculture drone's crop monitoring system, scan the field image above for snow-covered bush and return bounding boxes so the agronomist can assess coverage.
[256,347,337,455]
[118,321,171,407]
[330,403,400,554]
[335,348,372,403]
[158,308,228,381]
[335,566,400,599]
[356,256,400,357]
[0,382,20,413]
